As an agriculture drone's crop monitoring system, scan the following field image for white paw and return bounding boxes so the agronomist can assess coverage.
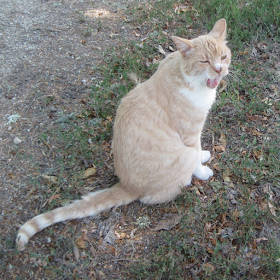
[193,165,213,181]
[201,150,211,164]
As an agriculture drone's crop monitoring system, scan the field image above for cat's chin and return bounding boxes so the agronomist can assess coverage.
[207,77,220,89]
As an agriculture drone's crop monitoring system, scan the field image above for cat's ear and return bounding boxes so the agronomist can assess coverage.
[208,18,227,40]
[172,36,193,57]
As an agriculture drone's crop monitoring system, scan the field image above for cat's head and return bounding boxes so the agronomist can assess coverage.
[172,19,231,89]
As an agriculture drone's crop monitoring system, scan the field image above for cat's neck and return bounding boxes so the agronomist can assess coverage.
[178,60,216,112]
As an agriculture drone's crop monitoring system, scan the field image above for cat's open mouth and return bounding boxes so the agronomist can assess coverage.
[207,77,220,89]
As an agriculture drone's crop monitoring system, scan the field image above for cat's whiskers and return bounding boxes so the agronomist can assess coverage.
[189,73,208,87]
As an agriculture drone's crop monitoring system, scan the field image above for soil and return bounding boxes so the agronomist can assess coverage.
[0,1,161,279]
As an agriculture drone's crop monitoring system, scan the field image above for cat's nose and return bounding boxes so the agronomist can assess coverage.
[214,63,223,74]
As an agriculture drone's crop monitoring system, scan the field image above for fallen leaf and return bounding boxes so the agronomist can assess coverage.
[212,164,221,171]
[214,145,225,152]
[97,270,106,278]
[8,172,15,179]
[82,167,97,179]
[219,132,227,148]
[75,237,86,249]
[190,185,201,195]
[255,237,268,243]
[259,201,267,211]
[130,228,137,239]
[209,237,217,246]
[252,130,263,137]
[73,243,80,261]
[253,149,263,159]
[157,45,166,55]
[205,222,212,232]
[168,46,174,52]
[48,194,61,204]
[153,214,183,231]
[102,226,116,245]
[268,202,277,217]
[232,210,240,220]
[133,30,141,37]
[207,247,214,254]
[42,174,58,183]
[203,262,215,272]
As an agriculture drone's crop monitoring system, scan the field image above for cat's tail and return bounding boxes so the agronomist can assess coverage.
[16,183,137,251]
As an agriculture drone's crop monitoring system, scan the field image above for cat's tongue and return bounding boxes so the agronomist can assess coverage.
[207,78,219,89]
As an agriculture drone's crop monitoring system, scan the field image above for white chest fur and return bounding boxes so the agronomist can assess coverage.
[179,86,216,112]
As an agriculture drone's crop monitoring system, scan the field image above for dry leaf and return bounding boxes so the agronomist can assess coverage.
[75,237,86,249]
[130,228,137,239]
[209,238,217,246]
[253,149,263,159]
[153,214,183,231]
[259,201,268,211]
[213,164,221,171]
[255,237,268,243]
[133,30,140,37]
[82,167,97,179]
[97,270,106,278]
[252,130,263,136]
[102,226,116,245]
[73,243,80,261]
[205,223,212,232]
[232,210,240,220]
[158,45,166,55]
[168,46,174,52]
[219,132,227,148]
[48,194,61,204]
[8,172,15,179]
[214,145,226,152]
[203,262,215,272]
[190,186,201,195]
[42,174,58,183]
[207,247,214,254]
[268,202,277,217]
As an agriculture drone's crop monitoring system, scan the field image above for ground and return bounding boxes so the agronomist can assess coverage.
[0,1,157,279]
[1,0,280,279]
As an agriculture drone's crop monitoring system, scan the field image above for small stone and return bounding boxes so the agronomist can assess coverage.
[13,137,22,144]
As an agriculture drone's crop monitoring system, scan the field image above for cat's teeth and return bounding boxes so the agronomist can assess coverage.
[207,78,219,88]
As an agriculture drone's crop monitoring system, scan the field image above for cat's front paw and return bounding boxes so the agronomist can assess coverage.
[201,150,211,164]
[193,165,213,181]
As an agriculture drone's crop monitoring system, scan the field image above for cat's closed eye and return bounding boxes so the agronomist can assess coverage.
[199,60,210,64]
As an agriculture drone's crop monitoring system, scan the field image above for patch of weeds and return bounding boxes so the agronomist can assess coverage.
[83,27,93,37]
[77,11,86,23]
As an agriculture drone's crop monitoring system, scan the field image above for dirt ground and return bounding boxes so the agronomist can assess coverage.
[1,0,165,279]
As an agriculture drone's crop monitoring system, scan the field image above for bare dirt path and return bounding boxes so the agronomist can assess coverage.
[0,1,152,278]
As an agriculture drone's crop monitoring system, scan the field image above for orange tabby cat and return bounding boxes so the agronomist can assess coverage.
[16,19,231,251]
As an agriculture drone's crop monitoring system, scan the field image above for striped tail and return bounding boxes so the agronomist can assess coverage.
[16,183,137,251]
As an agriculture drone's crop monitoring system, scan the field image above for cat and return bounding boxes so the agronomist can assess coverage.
[16,19,231,251]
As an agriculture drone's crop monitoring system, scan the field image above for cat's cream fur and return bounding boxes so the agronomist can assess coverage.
[16,19,231,251]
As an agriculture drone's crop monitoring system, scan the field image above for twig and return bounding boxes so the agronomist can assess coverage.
[40,184,62,210]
